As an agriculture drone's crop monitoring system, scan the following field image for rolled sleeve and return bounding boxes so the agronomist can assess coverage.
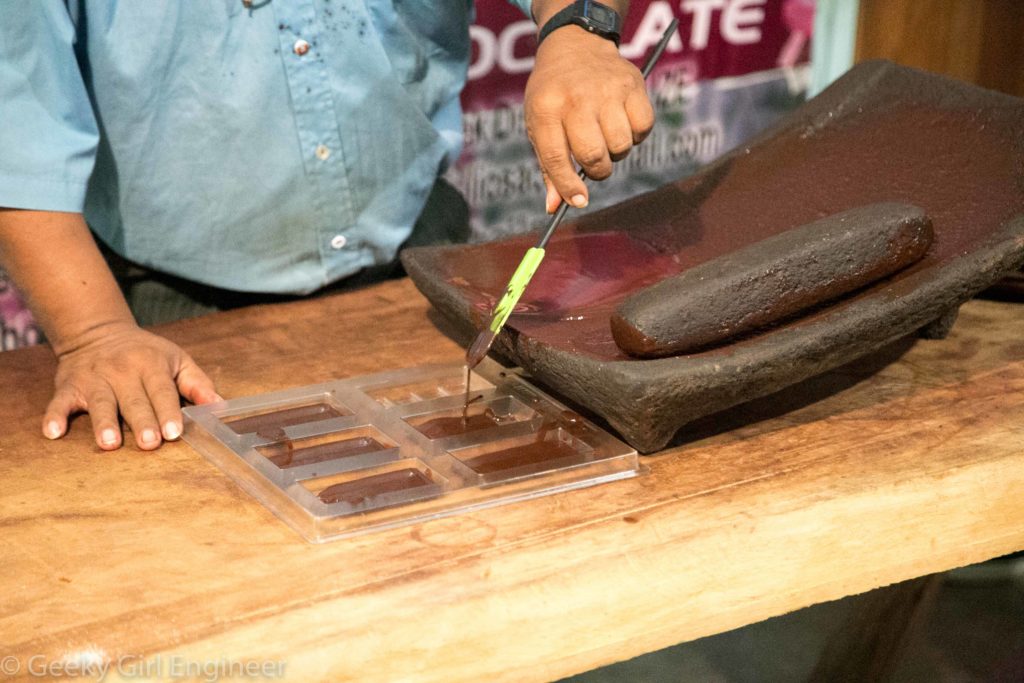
[507,0,535,19]
[0,1,98,212]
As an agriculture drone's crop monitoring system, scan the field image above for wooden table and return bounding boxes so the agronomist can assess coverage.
[2,278,1023,682]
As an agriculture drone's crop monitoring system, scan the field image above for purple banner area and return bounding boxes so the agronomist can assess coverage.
[464,0,812,110]
[0,272,43,351]
[454,0,814,242]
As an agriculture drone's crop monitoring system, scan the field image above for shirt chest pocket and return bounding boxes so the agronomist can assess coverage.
[364,0,471,84]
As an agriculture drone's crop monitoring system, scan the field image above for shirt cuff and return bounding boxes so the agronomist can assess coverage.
[0,173,88,213]
[508,0,534,19]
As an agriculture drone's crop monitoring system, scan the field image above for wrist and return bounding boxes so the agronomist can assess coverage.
[534,22,622,65]
[536,0,624,47]
[50,315,139,358]
[533,0,628,26]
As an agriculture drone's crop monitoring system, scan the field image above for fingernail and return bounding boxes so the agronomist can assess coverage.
[45,421,61,439]
[164,421,182,440]
[571,194,587,208]
[141,429,158,445]
[101,429,118,446]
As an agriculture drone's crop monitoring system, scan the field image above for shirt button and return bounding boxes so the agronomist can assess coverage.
[330,234,347,250]
[315,144,331,161]
[293,39,310,56]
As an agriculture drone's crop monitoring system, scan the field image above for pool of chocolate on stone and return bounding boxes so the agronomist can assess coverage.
[402,61,1024,453]
[182,360,639,542]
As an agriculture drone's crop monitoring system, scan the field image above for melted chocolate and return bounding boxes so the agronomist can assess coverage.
[403,63,1024,452]
[462,392,484,424]
[559,410,583,426]
[260,436,389,469]
[432,104,1024,361]
[317,468,437,506]
[414,408,516,439]
[462,439,585,476]
[226,402,346,438]
[462,365,474,421]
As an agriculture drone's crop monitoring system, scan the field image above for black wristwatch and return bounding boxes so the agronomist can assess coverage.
[537,0,623,47]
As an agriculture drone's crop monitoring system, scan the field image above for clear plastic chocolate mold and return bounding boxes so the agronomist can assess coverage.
[183,359,640,542]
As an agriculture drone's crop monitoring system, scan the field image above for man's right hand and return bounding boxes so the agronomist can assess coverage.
[46,320,219,450]
[0,209,220,451]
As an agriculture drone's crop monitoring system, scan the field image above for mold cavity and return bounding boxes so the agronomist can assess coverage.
[224,401,348,438]
[256,426,397,470]
[366,373,493,407]
[404,396,535,440]
[451,428,594,483]
[301,461,443,511]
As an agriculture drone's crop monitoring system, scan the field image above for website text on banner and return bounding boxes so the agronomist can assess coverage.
[454,0,814,241]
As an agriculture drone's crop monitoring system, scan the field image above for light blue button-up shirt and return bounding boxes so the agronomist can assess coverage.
[0,0,531,294]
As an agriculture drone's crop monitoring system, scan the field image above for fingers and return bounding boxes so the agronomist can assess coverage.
[544,176,560,214]
[566,109,612,181]
[529,109,589,209]
[42,384,84,440]
[112,378,163,450]
[534,99,640,203]
[143,371,184,442]
[44,379,132,450]
[527,85,655,209]
[42,327,216,451]
[526,33,658,212]
[85,382,123,451]
[625,87,656,145]
[599,103,634,163]
[176,354,221,406]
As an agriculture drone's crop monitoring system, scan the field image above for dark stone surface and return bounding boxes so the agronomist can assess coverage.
[917,307,961,340]
[980,268,1024,301]
[610,203,934,358]
[402,61,1024,453]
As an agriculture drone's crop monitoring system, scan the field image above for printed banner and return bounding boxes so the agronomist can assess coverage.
[451,0,815,240]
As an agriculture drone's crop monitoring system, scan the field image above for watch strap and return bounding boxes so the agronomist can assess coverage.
[537,0,622,47]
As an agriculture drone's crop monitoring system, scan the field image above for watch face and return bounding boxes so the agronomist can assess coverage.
[588,4,616,29]
[580,0,620,32]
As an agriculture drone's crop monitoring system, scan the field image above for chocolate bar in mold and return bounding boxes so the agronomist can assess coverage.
[450,427,596,484]
[403,395,539,440]
[364,371,495,408]
[298,460,445,514]
[255,426,400,480]
[222,399,349,440]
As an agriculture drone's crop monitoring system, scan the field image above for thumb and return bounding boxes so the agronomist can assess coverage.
[176,354,221,405]
[544,176,561,214]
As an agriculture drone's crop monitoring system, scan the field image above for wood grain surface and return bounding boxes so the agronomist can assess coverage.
[857,0,1024,97]
[1,278,1022,682]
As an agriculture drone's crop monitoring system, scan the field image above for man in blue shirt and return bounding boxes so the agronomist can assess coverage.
[0,0,653,451]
